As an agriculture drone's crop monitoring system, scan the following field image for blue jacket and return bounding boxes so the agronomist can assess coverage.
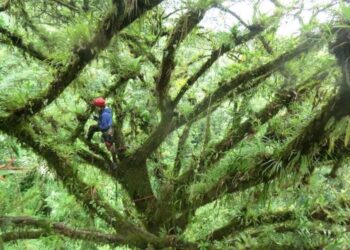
[98,107,113,132]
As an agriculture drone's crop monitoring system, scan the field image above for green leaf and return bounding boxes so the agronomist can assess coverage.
[340,1,350,20]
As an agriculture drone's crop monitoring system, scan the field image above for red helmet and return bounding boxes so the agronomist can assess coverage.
[91,97,106,107]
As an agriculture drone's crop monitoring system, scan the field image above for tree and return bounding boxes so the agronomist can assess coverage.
[1,0,350,249]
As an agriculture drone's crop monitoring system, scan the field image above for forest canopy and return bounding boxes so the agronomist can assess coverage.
[1,0,350,249]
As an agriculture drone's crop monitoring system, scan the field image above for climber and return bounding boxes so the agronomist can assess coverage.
[87,97,117,168]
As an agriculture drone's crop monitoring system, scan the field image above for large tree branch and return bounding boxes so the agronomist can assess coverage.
[209,210,331,242]
[208,210,295,241]
[156,8,207,113]
[50,0,80,12]
[0,27,49,62]
[173,121,194,176]
[1,230,48,242]
[127,115,176,166]
[76,147,113,175]
[4,0,164,123]
[111,81,128,160]
[0,216,125,244]
[209,199,350,241]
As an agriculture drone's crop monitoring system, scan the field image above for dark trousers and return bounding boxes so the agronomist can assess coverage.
[87,125,117,164]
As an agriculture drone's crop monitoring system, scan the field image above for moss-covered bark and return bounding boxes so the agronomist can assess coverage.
[0,27,48,62]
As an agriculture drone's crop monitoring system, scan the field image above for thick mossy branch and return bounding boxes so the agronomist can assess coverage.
[0,27,49,62]
[111,81,128,160]
[5,0,163,122]
[76,149,112,174]
[173,122,193,176]
[172,21,266,107]
[156,8,207,113]
[1,230,48,242]
[51,0,80,12]
[209,210,295,241]
[175,38,317,128]
[0,216,125,244]
[116,113,180,232]
[80,138,112,163]
[127,113,175,166]
[209,202,350,241]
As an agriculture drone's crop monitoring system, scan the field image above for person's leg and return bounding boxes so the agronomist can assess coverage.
[103,129,117,169]
[87,124,99,141]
